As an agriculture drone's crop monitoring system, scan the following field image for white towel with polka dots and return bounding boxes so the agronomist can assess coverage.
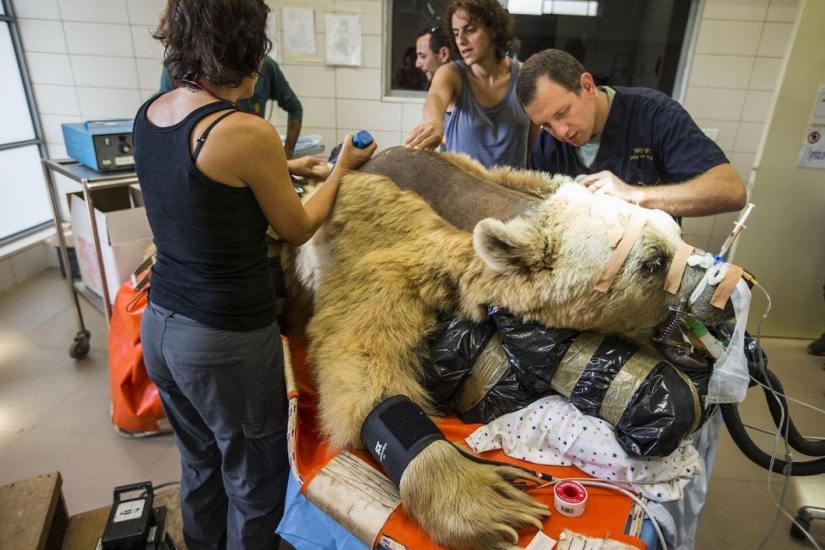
[465,394,702,502]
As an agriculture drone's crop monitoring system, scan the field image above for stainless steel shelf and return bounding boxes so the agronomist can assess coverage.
[73,280,104,315]
[42,158,139,358]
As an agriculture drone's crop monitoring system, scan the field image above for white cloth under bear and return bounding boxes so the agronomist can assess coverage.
[465,394,702,502]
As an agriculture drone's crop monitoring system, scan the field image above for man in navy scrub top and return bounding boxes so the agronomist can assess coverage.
[516,48,747,224]
[516,48,748,550]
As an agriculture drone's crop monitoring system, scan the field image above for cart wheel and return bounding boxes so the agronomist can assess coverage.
[69,331,91,359]
[790,516,811,540]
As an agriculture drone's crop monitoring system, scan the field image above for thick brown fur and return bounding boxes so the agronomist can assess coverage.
[439,151,568,198]
[287,148,732,549]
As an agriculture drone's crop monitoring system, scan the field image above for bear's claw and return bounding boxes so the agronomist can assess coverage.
[401,441,552,549]
[490,523,519,544]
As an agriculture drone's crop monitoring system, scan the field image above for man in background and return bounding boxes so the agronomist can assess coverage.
[159,55,305,158]
[516,48,746,221]
[414,26,452,84]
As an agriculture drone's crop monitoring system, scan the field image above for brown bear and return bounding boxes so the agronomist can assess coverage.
[285,147,735,549]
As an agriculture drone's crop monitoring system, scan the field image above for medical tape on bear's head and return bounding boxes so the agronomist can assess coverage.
[663,242,695,295]
[606,224,624,248]
[711,264,744,309]
[594,210,647,293]
[687,253,722,306]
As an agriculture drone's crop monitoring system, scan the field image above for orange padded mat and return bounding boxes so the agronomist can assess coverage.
[285,335,646,550]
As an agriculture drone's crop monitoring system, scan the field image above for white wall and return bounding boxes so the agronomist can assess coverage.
[1,0,803,294]
[728,0,825,338]
[680,0,800,253]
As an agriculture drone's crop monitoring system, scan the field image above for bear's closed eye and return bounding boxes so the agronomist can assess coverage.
[640,244,670,275]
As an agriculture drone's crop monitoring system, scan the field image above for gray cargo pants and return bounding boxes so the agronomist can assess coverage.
[141,301,289,550]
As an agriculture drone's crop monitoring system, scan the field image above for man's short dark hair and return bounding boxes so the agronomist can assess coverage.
[445,0,514,62]
[516,49,587,107]
[416,26,451,55]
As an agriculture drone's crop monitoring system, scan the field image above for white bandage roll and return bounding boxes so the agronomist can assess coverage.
[554,480,588,517]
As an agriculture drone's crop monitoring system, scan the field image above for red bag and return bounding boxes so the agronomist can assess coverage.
[107,279,169,437]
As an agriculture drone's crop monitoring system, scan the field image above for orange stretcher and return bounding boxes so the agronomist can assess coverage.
[283,335,648,550]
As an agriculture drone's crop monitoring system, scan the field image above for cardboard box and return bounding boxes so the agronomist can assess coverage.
[69,187,153,304]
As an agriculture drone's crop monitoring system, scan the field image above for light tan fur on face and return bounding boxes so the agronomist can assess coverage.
[287,148,733,549]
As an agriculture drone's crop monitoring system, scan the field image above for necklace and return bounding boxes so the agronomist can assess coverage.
[177,79,245,112]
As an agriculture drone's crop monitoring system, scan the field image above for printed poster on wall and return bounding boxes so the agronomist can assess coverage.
[266,11,279,61]
[283,9,316,56]
[797,127,825,169]
[325,14,361,66]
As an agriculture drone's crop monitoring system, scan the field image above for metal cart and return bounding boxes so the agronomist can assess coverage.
[41,158,140,359]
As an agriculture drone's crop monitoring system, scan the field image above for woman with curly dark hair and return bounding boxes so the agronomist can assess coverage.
[133,1,375,548]
[403,0,537,169]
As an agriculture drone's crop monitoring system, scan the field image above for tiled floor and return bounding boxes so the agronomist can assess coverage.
[1,268,824,549]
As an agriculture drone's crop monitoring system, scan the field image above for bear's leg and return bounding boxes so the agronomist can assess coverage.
[312,349,433,450]
[308,276,550,548]
[308,295,436,450]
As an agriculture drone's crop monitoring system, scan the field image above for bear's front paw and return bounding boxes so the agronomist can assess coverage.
[400,440,550,550]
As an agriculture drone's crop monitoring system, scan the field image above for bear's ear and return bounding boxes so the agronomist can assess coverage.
[473,217,547,274]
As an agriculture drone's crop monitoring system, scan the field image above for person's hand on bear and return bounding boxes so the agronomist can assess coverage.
[403,120,444,151]
[288,156,328,178]
[581,170,644,206]
[334,133,378,172]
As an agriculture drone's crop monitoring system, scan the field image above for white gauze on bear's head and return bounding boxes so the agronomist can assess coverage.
[585,191,682,243]
[577,190,685,293]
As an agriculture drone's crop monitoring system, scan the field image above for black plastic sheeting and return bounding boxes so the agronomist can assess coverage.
[422,312,496,415]
[423,306,714,458]
[613,361,704,457]
[491,306,579,395]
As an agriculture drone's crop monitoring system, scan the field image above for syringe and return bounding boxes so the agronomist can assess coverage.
[718,202,754,258]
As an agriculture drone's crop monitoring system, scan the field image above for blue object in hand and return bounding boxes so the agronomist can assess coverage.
[352,130,373,149]
[328,130,373,165]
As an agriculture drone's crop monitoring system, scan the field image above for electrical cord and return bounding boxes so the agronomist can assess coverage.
[454,445,669,546]
[739,284,823,550]
[530,476,668,550]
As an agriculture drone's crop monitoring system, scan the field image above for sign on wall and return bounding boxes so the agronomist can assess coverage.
[796,84,825,169]
[283,9,317,57]
[325,14,361,66]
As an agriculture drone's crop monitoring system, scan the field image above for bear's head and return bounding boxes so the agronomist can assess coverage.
[472,181,734,338]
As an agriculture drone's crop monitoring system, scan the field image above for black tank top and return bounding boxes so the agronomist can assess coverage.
[133,97,277,331]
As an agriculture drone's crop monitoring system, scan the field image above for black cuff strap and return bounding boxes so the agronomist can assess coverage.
[360,395,445,486]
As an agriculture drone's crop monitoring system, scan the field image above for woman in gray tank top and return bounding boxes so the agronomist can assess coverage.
[403,0,537,169]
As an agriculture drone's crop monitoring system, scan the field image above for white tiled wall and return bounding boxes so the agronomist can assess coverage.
[680,0,799,253]
[6,0,801,283]
[0,241,56,292]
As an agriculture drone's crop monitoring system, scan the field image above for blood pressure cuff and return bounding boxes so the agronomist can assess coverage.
[360,395,446,486]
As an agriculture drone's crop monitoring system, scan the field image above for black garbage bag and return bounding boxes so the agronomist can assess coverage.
[422,312,496,415]
[422,308,713,457]
[489,306,578,394]
[458,360,548,424]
